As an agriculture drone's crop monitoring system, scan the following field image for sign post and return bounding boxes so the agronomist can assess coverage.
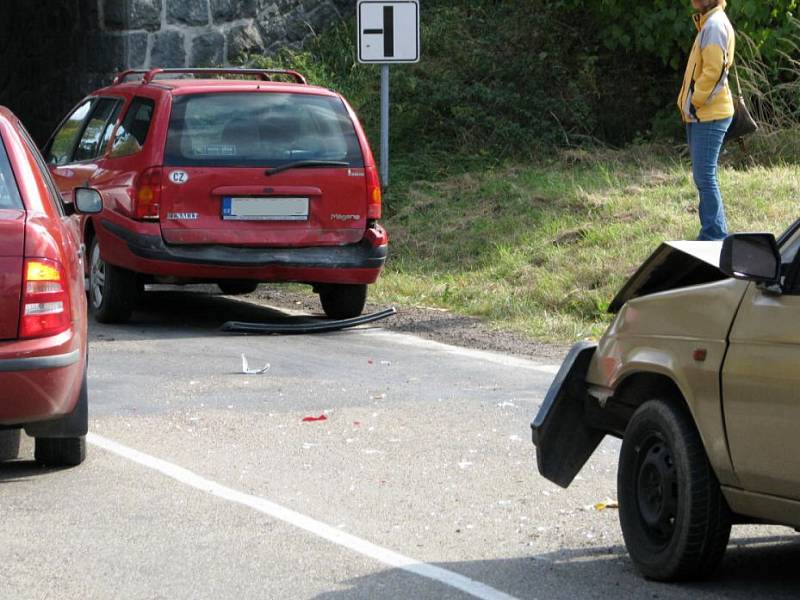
[357,0,420,187]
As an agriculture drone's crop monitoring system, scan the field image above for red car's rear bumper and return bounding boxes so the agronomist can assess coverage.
[96,216,388,284]
[0,329,84,426]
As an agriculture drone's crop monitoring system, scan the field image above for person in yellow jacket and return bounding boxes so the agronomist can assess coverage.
[677,0,735,240]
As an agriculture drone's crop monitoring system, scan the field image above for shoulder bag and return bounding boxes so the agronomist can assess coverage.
[725,62,758,143]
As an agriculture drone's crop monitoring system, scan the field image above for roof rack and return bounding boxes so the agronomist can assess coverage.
[112,70,150,85]
[112,68,307,86]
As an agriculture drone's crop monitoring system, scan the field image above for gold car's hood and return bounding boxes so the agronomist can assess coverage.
[608,241,726,313]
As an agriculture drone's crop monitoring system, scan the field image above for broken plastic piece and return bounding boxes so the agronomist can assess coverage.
[593,499,619,511]
[241,354,270,374]
[302,415,328,423]
[222,307,397,335]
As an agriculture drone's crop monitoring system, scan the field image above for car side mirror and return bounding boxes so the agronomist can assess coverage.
[720,233,781,285]
[73,187,103,214]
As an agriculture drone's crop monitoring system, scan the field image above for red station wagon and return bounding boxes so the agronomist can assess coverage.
[0,107,101,466]
[44,68,388,324]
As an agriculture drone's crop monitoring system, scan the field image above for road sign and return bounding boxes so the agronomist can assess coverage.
[357,1,420,64]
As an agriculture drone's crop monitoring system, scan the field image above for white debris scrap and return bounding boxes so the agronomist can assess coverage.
[241,353,270,375]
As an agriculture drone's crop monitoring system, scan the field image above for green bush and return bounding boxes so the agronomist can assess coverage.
[557,1,798,69]
[241,0,798,176]
[243,2,604,169]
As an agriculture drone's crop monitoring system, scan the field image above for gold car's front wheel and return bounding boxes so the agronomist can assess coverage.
[618,398,732,581]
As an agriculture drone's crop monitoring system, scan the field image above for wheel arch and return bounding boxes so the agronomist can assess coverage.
[588,370,694,440]
[615,371,689,414]
[607,368,738,488]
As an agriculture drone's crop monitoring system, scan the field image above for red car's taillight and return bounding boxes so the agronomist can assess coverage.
[20,258,71,339]
[365,165,382,220]
[134,166,162,220]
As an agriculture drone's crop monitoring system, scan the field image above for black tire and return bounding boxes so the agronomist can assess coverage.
[0,429,21,461]
[89,238,140,324]
[318,284,367,319]
[34,436,86,467]
[618,398,731,581]
[218,281,259,295]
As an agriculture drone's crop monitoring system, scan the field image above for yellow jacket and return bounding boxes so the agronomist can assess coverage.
[677,5,736,123]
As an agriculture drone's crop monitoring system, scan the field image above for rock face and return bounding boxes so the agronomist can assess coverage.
[105,0,356,69]
[0,0,354,143]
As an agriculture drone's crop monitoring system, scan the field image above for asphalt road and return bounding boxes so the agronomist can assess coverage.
[1,289,799,599]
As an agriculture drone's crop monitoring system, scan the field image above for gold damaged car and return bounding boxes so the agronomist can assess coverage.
[532,228,800,581]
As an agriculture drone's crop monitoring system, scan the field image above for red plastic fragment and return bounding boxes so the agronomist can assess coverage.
[302,415,328,422]
[353,421,361,427]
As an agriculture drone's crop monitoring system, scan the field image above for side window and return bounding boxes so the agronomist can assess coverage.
[98,104,123,156]
[18,124,67,217]
[0,136,23,210]
[46,100,93,166]
[73,98,122,162]
[110,98,155,158]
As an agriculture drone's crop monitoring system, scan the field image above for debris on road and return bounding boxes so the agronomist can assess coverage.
[222,307,397,335]
[585,499,619,511]
[241,354,270,375]
[302,415,328,423]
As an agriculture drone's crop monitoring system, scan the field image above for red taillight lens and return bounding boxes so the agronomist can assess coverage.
[365,166,382,220]
[20,259,71,339]
[134,166,162,220]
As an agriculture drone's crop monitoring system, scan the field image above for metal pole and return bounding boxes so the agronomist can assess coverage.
[380,64,390,187]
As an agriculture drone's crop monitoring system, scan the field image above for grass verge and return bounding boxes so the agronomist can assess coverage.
[369,144,800,342]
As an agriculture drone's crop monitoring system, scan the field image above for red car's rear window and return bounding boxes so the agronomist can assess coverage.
[164,92,364,168]
[0,137,22,210]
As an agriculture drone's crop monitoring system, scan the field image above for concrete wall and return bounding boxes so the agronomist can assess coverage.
[0,0,103,143]
[0,0,354,143]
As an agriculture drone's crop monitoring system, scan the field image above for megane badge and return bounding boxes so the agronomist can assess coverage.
[167,212,199,220]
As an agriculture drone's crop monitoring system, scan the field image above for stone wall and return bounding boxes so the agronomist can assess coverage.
[0,0,354,143]
[98,0,355,70]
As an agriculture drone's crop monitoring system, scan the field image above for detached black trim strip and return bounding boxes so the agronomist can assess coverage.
[222,307,397,335]
[101,220,387,269]
[0,350,80,372]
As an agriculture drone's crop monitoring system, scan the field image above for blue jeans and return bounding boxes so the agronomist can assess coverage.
[686,117,732,241]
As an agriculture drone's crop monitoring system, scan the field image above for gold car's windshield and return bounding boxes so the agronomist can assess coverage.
[779,219,800,263]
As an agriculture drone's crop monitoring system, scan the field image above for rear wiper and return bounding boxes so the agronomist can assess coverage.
[265,160,349,176]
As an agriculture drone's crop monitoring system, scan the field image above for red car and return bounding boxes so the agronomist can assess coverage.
[44,68,388,324]
[0,107,102,466]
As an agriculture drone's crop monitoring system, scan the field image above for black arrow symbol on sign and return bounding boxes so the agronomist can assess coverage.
[362,6,394,57]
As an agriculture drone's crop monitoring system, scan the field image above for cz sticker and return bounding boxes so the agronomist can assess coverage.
[169,170,189,184]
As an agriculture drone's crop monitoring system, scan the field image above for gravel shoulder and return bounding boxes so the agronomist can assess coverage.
[245,286,571,363]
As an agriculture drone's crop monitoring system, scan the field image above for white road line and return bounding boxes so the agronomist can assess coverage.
[361,329,561,374]
[87,433,521,600]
